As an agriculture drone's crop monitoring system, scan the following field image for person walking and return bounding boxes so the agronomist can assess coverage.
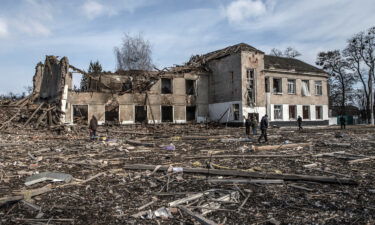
[89,115,98,140]
[258,114,268,143]
[297,116,303,130]
[251,116,258,135]
[245,115,251,137]
[340,115,346,129]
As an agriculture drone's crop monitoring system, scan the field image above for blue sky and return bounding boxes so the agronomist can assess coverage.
[0,0,375,94]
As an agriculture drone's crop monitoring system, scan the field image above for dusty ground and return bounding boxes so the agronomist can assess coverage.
[0,124,375,225]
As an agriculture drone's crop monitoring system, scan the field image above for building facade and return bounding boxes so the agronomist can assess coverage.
[32,43,329,126]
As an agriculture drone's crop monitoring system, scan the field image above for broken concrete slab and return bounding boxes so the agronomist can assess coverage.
[25,172,73,186]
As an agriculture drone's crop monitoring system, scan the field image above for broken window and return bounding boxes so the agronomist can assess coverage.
[301,80,310,96]
[265,77,270,93]
[233,104,240,121]
[185,80,196,95]
[135,106,147,123]
[161,106,173,122]
[161,78,172,94]
[105,105,119,124]
[186,106,196,121]
[273,78,282,94]
[315,81,322,95]
[288,79,296,94]
[274,105,283,120]
[73,105,88,124]
[246,69,255,105]
[289,105,297,120]
[303,105,310,119]
[316,106,323,119]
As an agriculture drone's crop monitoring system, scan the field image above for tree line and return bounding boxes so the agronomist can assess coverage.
[316,27,375,124]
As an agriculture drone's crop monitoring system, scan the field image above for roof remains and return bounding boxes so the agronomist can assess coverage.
[187,43,263,69]
[264,55,325,74]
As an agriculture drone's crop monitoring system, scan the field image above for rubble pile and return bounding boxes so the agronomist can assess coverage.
[0,97,63,131]
[1,124,375,224]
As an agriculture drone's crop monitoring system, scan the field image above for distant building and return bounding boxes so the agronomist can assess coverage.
[32,43,329,126]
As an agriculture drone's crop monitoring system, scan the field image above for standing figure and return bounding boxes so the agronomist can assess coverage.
[89,115,98,139]
[258,114,268,143]
[340,116,346,129]
[297,116,303,130]
[251,116,258,135]
[245,115,251,137]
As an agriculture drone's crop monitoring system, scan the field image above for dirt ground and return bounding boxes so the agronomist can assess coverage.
[1,124,375,225]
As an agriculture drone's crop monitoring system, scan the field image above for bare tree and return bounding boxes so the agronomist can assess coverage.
[114,33,153,71]
[283,47,301,58]
[343,27,375,123]
[316,50,355,115]
[269,47,301,58]
[270,48,283,57]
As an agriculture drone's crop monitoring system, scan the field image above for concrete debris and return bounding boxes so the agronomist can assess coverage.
[1,125,375,224]
[25,172,73,186]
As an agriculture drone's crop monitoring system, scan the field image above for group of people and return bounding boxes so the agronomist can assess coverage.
[245,114,312,143]
[245,114,269,143]
[88,113,348,142]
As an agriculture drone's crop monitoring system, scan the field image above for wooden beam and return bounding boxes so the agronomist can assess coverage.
[123,164,357,185]
[24,102,45,127]
[186,154,309,159]
[252,142,312,151]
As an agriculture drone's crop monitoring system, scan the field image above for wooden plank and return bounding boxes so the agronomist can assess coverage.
[178,205,218,225]
[24,102,45,127]
[252,142,312,151]
[207,179,284,184]
[123,164,357,185]
[186,154,308,159]
[348,156,375,164]
[169,191,211,207]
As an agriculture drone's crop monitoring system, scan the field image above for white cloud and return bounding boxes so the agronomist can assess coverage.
[81,0,154,19]
[226,0,267,23]
[0,19,9,37]
[82,1,106,19]
[13,20,51,36]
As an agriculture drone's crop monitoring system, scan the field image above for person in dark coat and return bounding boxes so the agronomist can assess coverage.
[258,114,268,143]
[297,116,303,130]
[245,115,251,137]
[251,116,258,135]
[89,115,98,139]
[340,116,346,129]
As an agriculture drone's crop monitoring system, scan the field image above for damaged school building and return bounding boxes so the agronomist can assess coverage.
[32,43,329,126]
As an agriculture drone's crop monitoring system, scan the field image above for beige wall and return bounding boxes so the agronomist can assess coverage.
[241,51,266,107]
[266,72,328,105]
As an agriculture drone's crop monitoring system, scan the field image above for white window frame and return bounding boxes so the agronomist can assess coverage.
[315,81,323,96]
[273,78,282,94]
[274,105,283,120]
[302,105,310,120]
[287,79,296,94]
[289,105,297,120]
[315,105,323,120]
